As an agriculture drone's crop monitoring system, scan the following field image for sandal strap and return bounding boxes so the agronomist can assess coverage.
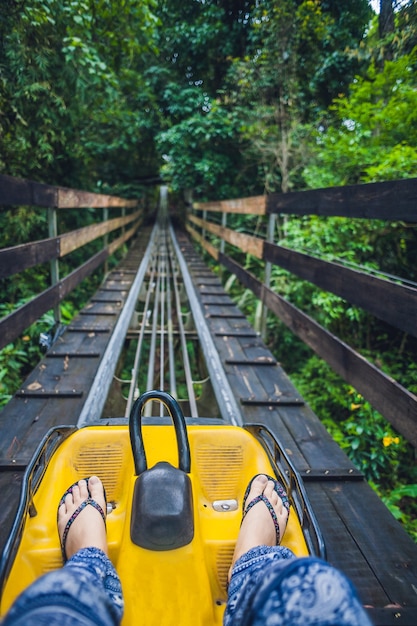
[275,481,290,512]
[243,494,281,544]
[61,497,106,560]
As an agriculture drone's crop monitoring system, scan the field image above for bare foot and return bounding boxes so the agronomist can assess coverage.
[229,475,289,581]
[58,476,108,560]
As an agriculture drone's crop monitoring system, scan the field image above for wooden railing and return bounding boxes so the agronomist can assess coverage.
[186,178,417,448]
[0,174,144,352]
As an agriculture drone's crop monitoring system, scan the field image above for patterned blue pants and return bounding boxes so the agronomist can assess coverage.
[225,545,373,626]
[2,546,372,626]
[1,548,123,626]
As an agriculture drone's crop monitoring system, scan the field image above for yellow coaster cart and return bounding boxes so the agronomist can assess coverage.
[0,390,325,625]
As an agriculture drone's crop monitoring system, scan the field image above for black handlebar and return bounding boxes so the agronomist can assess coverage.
[129,390,191,475]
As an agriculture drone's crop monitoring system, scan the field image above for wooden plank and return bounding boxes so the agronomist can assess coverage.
[80,309,117,316]
[194,195,266,215]
[16,389,83,398]
[219,251,417,447]
[0,238,59,279]
[67,324,112,333]
[46,330,111,355]
[240,396,304,405]
[204,305,247,321]
[225,358,277,365]
[0,250,108,351]
[188,213,263,258]
[91,296,123,303]
[300,468,363,480]
[0,173,138,209]
[185,223,219,260]
[46,352,100,358]
[59,210,141,256]
[0,284,60,351]
[196,280,222,287]
[215,331,258,337]
[223,361,301,407]
[209,318,258,334]
[275,404,361,472]
[366,608,417,625]
[0,174,56,206]
[263,242,417,338]
[57,188,137,209]
[201,294,234,304]
[207,312,246,319]
[266,178,417,222]
[203,301,236,307]
[302,482,392,606]
[0,471,24,557]
[305,481,417,606]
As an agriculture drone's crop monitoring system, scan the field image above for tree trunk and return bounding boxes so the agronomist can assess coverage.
[379,0,395,38]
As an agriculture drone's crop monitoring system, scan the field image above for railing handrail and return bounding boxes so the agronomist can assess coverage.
[0,174,145,351]
[0,173,138,209]
[194,177,417,222]
[187,177,417,448]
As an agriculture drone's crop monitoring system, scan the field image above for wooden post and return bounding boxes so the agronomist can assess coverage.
[103,207,109,274]
[48,207,60,324]
[220,211,227,280]
[202,209,207,241]
[260,213,276,338]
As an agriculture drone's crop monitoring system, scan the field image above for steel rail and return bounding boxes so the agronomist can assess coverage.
[168,223,244,426]
[81,191,241,423]
[124,240,158,417]
[168,234,199,418]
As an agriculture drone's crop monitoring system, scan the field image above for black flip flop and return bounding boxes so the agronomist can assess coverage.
[242,474,290,545]
[58,477,107,562]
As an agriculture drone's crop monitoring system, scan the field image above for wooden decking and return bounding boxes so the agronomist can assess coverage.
[1,225,417,625]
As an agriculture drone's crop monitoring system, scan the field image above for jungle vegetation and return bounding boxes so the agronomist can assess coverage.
[0,0,416,539]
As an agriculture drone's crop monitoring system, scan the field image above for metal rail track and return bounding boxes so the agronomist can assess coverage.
[89,200,243,425]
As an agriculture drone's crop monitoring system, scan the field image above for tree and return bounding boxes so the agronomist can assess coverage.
[379,0,395,38]
[303,51,417,188]
[222,0,371,194]
[0,0,161,190]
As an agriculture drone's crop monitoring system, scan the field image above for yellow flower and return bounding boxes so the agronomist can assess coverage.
[350,403,361,410]
[383,436,400,447]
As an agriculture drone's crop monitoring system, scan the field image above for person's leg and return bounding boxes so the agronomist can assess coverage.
[229,474,290,574]
[2,477,123,626]
[225,475,294,626]
[239,556,373,626]
[224,474,372,626]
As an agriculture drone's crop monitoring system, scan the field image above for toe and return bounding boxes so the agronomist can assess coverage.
[58,501,66,519]
[263,479,275,500]
[78,479,89,501]
[245,475,268,507]
[251,474,268,494]
[88,476,106,511]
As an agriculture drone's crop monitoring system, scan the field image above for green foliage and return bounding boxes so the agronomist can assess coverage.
[380,483,417,541]
[304,51,417,187]
[0,305,55,408]
[0,0,160,188]
[157,99,250,198]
